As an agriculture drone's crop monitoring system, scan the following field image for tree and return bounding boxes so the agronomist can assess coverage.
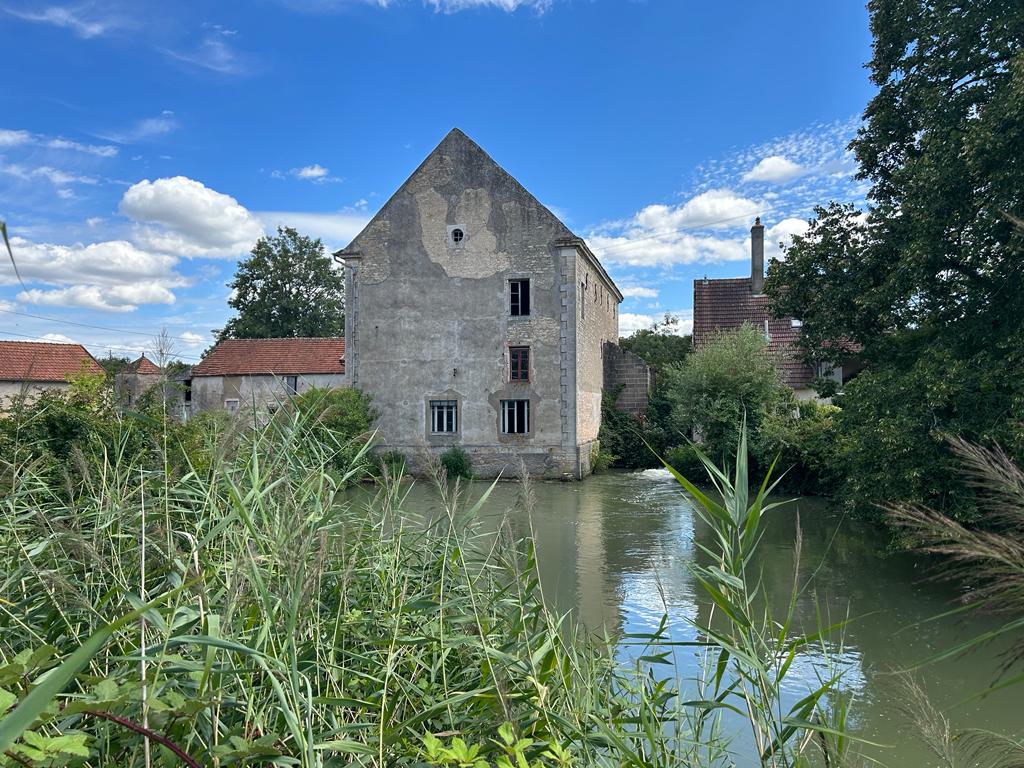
[218,227,345,341]
[619,313,692,374]
[766,0,1024,518]
[660,324,793,468]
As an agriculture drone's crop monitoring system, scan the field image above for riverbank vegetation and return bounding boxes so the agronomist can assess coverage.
[603,0,1024,540]
[1,379,870,766]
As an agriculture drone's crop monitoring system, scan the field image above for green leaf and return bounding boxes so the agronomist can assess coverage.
[0,584,188,755]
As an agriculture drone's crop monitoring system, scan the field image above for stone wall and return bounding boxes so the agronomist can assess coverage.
[190,372,347,415]
[603,343,653,415]
[339,129,622,479]
[573,252,620,444]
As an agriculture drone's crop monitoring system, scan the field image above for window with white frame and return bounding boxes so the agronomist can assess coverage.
[500,399,529,434]
[430,400,458,433]
[225,399,239,414]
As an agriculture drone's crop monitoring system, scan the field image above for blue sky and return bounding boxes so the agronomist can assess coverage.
[1,0,874,362]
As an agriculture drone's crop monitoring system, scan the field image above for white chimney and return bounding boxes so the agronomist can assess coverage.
[751,217,765,295]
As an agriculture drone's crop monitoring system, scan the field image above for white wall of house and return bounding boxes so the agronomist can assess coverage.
[190,373,347,415]
[0,380,69,411]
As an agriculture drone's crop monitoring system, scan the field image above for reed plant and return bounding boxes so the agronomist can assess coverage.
[0,399,852,767]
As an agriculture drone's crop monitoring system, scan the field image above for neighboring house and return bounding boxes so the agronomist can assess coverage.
[334,128,624,479]
[0,340,103,407]
[692,218,862,400]
[115,354,162,407]
[188,337,346,415]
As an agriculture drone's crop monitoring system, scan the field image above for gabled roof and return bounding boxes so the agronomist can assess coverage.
[0,340,103,382]
[336,128,622,300]
[125,355,161,374]
[692,277,815,389]
[191,337,346,377]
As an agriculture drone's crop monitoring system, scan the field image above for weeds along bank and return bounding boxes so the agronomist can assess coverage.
[0,384,868,767]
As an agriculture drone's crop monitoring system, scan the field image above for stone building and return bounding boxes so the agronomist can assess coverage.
[187,337,346,416]
[334,128,623,479]
[692,218,862,400]
[0,340,103,409]
[114,354,162,407]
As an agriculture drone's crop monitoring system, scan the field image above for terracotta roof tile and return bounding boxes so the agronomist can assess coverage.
[191,337,346,377]
[126,355,161,374]
[0,340,103,382]
[692,277,815,389]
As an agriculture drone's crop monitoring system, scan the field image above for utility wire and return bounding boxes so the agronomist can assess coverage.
[0,329,204,361]
[0,307,211,345]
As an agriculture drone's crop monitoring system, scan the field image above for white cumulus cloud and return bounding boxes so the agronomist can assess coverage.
[295,164,329,179]
[120,176,264,257]
[256,210,371,251]
[742,155,807,184]
[0,129,31,147]
[17,283,176,312]
[620,286,659,299]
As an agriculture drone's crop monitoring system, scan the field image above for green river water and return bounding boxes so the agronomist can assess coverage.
[393,468,1023,766]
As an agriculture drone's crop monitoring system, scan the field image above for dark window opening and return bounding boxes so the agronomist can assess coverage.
[451,228,464,244]
[430,400,458,433]
[286,375,298,396]
[183,379,192,402]
[510,347,530,382]
[501,399,529,434]
[510,279,531,316]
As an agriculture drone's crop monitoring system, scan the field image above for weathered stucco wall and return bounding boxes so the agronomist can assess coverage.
[191,373,347,415]
[343,129,620,478]
[0,381,68,411]
[574,252,619,446]
[115,373,162,407]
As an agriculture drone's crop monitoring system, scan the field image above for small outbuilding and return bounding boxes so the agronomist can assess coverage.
[188,337,346,415]
[0,340,103,408]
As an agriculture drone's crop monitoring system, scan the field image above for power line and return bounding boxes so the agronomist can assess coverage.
[0,329,204,361]
[0,307,211,345]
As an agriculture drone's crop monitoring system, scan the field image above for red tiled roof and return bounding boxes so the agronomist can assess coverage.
[126,355,161,374]
[0,340,103,382]
[191,337,346,377]
[692,277,815,389]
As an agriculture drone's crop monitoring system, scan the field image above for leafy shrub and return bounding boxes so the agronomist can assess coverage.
[665,443,703,478]
[660,324,794,472]
[292,386,376,471]
[597,387,666,469]
[590,444,614,473]
[755,399,844,495]
[440,445,472,480]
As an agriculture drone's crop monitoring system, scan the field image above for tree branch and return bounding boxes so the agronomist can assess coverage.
[85,710,203,768]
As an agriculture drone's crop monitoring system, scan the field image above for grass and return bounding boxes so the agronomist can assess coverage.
[0,400,859,767]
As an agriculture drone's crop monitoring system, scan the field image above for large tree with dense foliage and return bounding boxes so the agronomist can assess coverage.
[218,227,345,341]
[619,313,692,374]
[766,0,1024,518]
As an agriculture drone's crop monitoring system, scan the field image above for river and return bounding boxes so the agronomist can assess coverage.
[393,468,1024,766]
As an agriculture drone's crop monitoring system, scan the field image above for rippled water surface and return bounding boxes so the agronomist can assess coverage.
[391,469,1024,766]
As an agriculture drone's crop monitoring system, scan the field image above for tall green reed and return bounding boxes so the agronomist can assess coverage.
[1,400,854,767]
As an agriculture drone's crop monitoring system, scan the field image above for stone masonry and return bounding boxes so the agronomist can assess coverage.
[602,342,654,416]
[335,128,623,479]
